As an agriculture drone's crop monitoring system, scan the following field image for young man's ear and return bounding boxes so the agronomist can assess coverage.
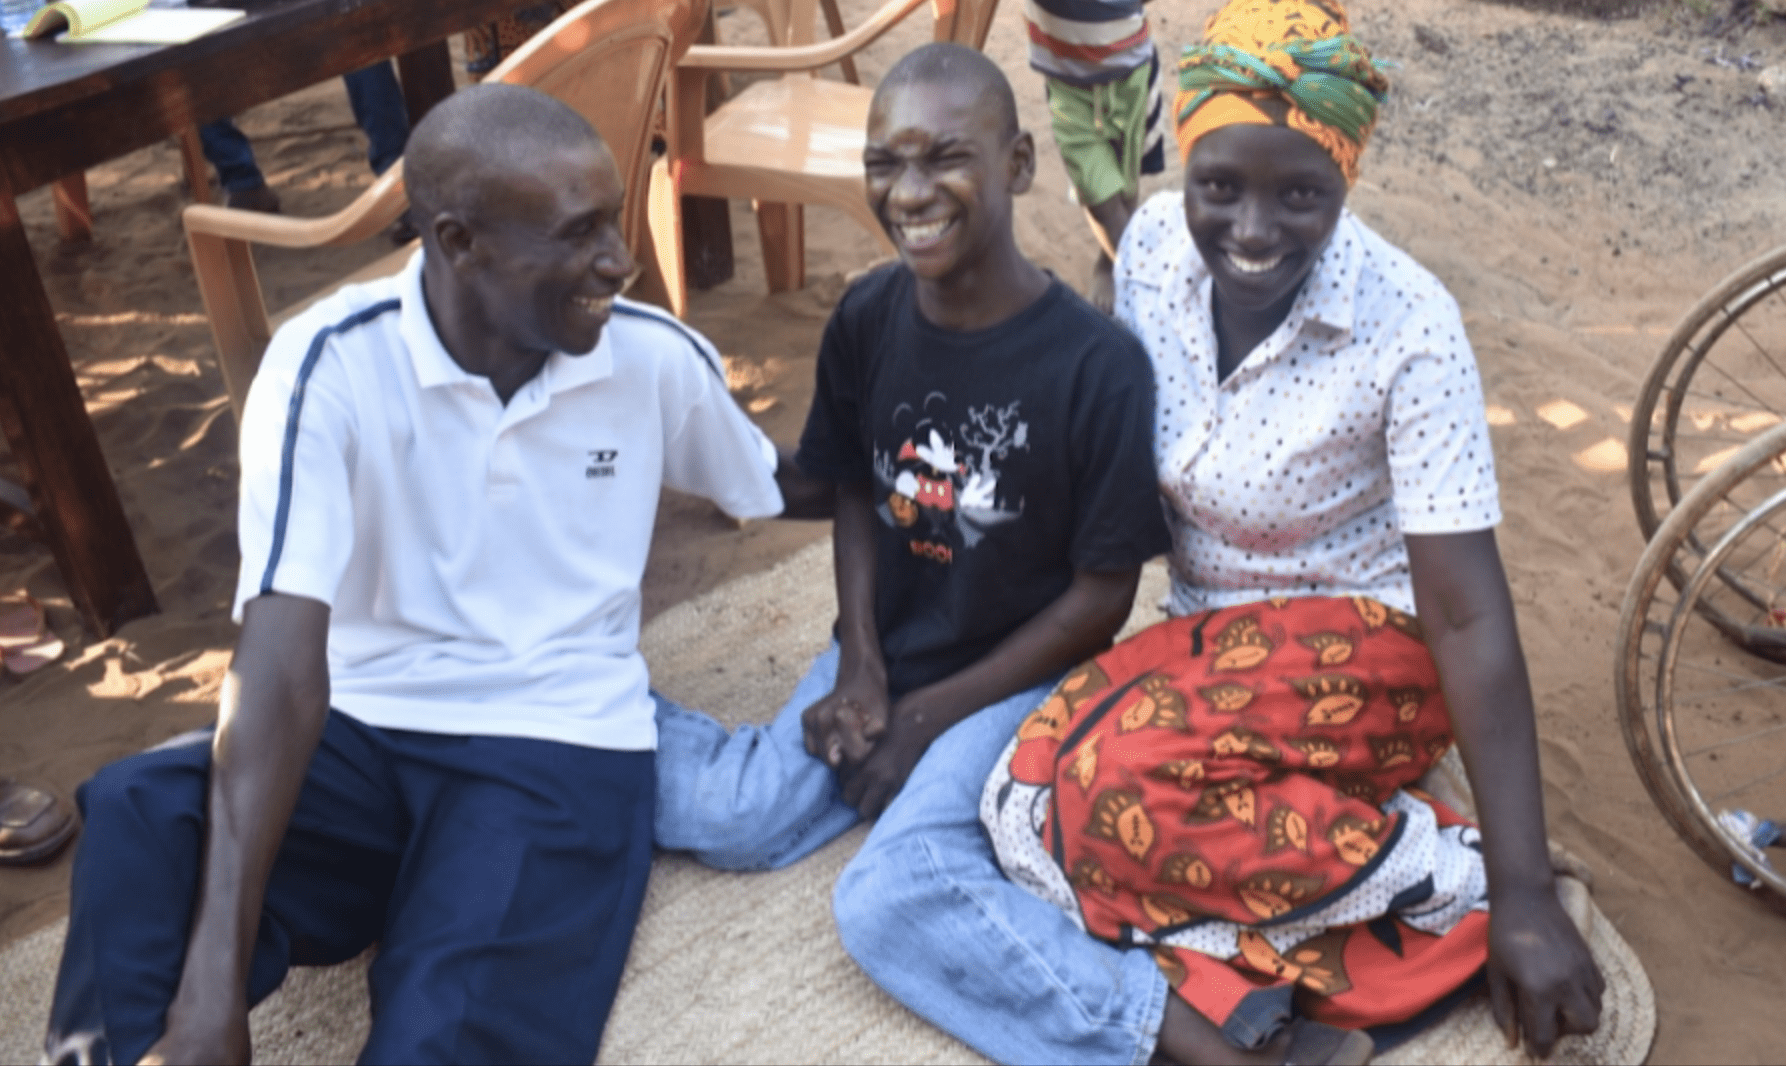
[1008,129,1037,196]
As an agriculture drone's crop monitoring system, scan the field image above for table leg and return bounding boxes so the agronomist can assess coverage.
[396,41,458,128]
[177,128,212,204]
[51,174,92,243]
[0,188,157,636]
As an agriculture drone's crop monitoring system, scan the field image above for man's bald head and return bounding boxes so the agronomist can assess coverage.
[406,83,633,371]
[874,42,1019,142]
[405,83,609,238]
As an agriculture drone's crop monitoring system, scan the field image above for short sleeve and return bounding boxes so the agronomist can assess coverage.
[232,326,359,621]
[660,331,784,521]
[794,295,872,483]
[1382,296,1502,536]
[1112,191,1183,326]
[1065,332,1174,570]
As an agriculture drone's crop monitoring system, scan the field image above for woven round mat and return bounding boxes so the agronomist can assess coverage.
[0,542,1654,1065]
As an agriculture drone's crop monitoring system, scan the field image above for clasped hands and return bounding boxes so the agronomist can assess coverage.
[801,671,935,820]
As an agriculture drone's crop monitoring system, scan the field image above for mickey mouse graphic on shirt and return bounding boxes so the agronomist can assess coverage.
[875,393,1028,563]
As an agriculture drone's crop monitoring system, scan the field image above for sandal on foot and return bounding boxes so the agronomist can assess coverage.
[1282,1020,1373,1066]
[0,593,63,676]
[0,779,78,866]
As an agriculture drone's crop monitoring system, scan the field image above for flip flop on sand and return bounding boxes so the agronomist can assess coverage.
[0,779,78,866]
[0,594,63,677]
[1716,809,1782,889]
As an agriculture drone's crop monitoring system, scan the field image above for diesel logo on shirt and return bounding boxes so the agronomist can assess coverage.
[586,449,619,479]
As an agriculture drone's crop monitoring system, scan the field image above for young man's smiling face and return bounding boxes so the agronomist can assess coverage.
[862,78,1033,286]
[456,142,634,357]
[1183,122,1347,319]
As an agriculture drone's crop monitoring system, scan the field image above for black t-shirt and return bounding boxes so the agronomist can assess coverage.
[795,265,1171,698]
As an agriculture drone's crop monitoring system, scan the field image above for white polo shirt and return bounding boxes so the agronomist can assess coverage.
[233,252,783,750]
[1114,195,1502,616]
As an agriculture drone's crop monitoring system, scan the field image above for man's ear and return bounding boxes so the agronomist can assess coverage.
[1008,129,1037,196]
[433,213,476,270]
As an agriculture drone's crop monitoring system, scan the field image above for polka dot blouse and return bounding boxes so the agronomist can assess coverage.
[1113,194,1501,617]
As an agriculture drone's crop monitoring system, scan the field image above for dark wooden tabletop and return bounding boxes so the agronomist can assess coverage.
[0,0,541,635]
[0,0,533,192]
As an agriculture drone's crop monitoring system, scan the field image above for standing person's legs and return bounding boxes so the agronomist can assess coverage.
[1049,56,1161,315]
[356,732,655,1065]
[342,62,410,177]
[44,715,410,1066]
[832,682,1170,1066]
[196,120,268,196]
[654,644,862,870]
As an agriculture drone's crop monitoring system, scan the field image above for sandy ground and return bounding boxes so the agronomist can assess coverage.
[3,0,1785,1061]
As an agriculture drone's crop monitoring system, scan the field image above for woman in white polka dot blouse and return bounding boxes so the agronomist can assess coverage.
[976,3,1609,1063]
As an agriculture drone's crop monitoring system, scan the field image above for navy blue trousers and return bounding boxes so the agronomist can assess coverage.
[44,712,654,1066]
[199,62,409,192]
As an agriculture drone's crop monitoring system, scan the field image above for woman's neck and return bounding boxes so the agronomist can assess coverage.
[1212,286,1300,384]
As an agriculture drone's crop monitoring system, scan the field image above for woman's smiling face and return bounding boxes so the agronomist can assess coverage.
[1182,122,1348,319]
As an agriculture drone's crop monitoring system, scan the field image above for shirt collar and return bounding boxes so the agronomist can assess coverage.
[399,250,472,390]
[397,250,615,396]
[1125,206,1364,342]
[1289,211,1361,340]
[541,324,614,395]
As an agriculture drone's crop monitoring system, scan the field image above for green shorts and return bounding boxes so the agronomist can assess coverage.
[1046,51,1167,208]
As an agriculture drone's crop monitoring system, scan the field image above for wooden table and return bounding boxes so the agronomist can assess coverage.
[0,0,533,636]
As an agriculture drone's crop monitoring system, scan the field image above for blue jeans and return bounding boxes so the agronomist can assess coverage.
[654,646,1170,1065]
[199,63,409,192]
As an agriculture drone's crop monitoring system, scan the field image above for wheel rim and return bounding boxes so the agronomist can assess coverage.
[1656,483,1786,896]
[1617,422,1786,881]
[1630,247,1786,545]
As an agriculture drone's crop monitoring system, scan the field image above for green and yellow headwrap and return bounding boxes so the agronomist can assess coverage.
[1173,0,1389,186]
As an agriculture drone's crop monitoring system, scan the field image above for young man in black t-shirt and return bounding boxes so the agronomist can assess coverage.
[653,44,1168,970]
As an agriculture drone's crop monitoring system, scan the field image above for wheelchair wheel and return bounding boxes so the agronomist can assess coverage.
[1617,421,1786,887]
[1628,243,1786,542]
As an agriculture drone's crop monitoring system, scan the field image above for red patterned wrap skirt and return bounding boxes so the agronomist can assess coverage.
[982,596,1491,1040]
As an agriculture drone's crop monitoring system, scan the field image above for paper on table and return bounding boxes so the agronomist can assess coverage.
[22,0,243,44]
[59,6,242,42]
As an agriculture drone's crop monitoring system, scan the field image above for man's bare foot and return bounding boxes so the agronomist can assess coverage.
[1154,994,1371,1065]
[1089,252,1116,315]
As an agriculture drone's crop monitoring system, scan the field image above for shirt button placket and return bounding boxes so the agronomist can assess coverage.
[488,429,522,502]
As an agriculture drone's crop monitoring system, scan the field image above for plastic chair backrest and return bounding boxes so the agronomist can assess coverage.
[724,0,994,51]
[485,0,702,255]
[731,0,812,46]
[930,0,997,47]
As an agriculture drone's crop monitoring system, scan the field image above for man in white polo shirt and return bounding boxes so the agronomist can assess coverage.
[41,84,782,1066]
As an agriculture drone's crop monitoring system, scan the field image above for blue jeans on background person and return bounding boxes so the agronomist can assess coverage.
[654,645,1171,1065]
[198,62,409,193]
